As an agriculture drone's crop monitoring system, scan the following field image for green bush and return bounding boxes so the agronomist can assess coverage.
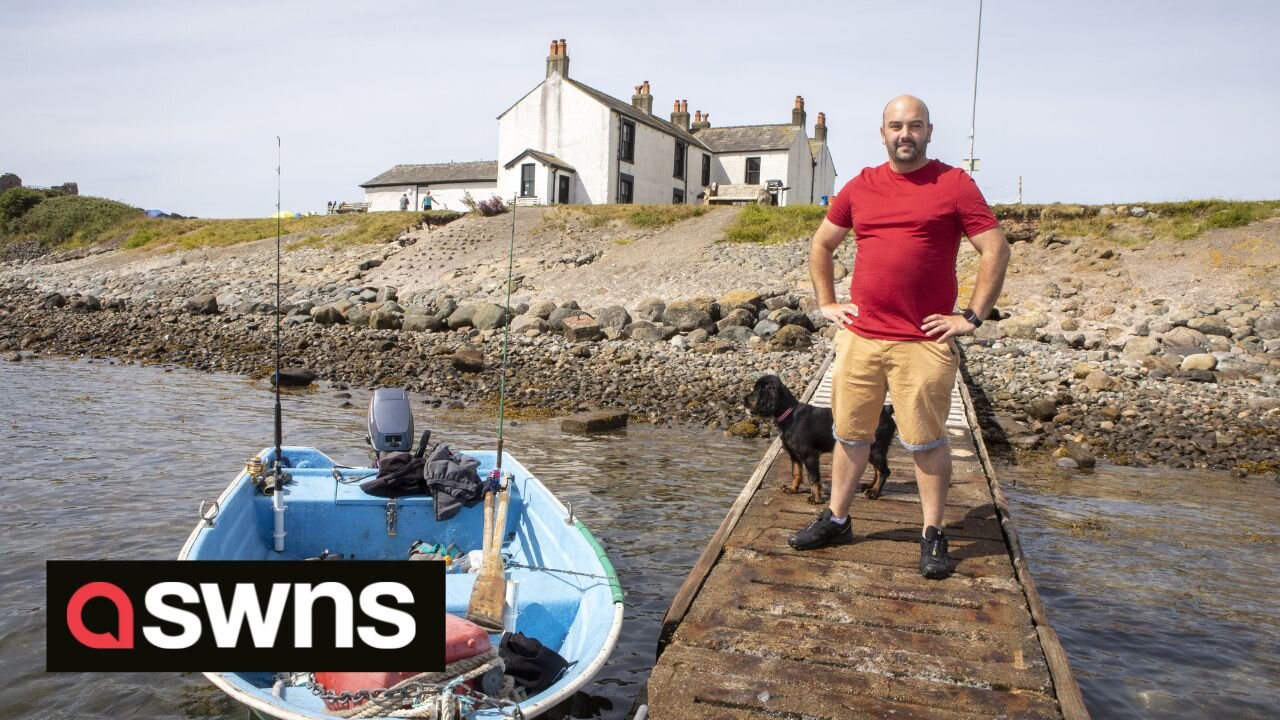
[15,195,142,247]
[0,187,47,230]
[723,204,827,244]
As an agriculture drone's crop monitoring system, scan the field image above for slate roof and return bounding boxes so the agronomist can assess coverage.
[360,161,498,187]
[695,124,801,154]
[503,149,576,171]
[565,78,712,152]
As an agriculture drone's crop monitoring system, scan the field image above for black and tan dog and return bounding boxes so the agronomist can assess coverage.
[745,375,896,503]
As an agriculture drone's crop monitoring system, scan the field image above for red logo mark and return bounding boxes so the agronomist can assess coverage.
[66,582,134,649]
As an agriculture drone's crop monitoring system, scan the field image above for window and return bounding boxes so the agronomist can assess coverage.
[673,140,686,179]
[618,173,633,204]
[745,157,761,185]
[673,188,685,204]
[620,120,636,163]
[701,154,711,186]
[520,163,535,197]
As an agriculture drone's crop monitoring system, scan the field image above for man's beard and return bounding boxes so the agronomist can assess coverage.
[893,140,924,162]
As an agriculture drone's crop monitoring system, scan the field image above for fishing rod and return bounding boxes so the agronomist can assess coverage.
[467,196,518,631]
[271,136,287,552]
[495,195,517,469]
[274,136,283,473]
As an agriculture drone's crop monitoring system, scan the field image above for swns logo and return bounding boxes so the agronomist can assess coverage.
[47,561,444,671]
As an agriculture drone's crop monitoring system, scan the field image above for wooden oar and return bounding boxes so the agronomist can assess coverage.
[467,481,508,632]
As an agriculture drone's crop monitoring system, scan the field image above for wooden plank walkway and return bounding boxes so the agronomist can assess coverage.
[644,355,1088,719]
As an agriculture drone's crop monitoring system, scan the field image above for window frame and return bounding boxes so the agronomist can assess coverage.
[673,140,686,179]
[673,187,685,204]
[618,173,634,204]
[745,157,761,185]
[520,163,536,197]
[701,154,711,186]
[620,120,636,163]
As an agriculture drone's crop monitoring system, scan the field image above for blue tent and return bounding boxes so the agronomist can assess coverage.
[144,209,168,218]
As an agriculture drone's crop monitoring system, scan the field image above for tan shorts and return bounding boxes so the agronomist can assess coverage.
[830,329,958,451]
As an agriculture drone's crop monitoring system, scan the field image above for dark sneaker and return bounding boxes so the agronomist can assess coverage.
[788,509,853,550]
[920,525,953,579]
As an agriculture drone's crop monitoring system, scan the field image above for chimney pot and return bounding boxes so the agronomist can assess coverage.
[792,96,807,126]
[546,39,569,77]
[671,100,690,130]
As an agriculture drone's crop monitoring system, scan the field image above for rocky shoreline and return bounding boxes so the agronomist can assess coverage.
[3,206,1278,477]
[0,285,825,433]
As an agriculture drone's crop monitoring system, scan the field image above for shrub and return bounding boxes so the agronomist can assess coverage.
[460,191,478,212]
[477,196,508,216]
[15,195,141,247]
[0,187,47,230]
[723,204,826,244]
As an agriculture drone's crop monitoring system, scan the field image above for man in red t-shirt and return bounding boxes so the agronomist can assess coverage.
[788,95,1010,580]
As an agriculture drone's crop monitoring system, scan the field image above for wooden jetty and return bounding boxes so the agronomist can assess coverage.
[644,355,1089,719]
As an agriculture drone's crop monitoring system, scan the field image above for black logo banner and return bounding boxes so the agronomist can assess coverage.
[47,561,445,672]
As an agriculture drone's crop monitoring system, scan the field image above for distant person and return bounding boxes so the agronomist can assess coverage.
[399,193,409,211]
[422,190,433,211]
[788,95,1010,581]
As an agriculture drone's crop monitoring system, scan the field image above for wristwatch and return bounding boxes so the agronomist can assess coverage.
[962,308,983,328]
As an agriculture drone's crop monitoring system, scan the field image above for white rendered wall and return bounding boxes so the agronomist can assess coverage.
[365,187,416,212]
[497,74,612,204]
[713,150,792,189]
[622,117,697,204]
[414,182,498,211]
[365,183,496,212]
[784,132,812,206]
[812,143,837,204]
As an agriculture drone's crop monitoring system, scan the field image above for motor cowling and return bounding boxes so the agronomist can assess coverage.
[368,388,414,453]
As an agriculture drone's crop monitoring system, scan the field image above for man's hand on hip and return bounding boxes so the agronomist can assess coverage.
[821,303,859,329]
[922,312,975,341]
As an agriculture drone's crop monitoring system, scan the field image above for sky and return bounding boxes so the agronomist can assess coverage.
[3,0,1278,218]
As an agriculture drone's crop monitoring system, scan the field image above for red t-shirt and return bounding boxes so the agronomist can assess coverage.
[826,160,998,341]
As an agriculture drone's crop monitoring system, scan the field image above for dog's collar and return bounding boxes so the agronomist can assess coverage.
[775,406,795,423]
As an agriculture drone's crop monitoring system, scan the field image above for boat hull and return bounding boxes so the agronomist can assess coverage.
[179,447,623,719]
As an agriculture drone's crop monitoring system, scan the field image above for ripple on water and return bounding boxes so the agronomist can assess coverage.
[0,357,763,720]
[1003,463,1280,719]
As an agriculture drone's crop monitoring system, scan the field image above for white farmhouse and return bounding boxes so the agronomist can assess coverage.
[362,40,836,209]
[359,161,498,212]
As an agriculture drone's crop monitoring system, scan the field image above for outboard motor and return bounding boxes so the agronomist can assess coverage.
[367,388,431,458]
[368,388,414,453]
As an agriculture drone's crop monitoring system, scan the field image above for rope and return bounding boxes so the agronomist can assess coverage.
[506,561,613,581]
[321,648,506,719]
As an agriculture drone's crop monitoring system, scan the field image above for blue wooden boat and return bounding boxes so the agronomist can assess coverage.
[178,443,624,719]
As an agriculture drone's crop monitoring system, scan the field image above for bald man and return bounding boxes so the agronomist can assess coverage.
[789,95,1010,580]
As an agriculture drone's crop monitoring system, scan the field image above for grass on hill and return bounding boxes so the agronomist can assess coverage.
[995,199,1279,245]
[722,204,827,244]
[550,204,708,229]
[0,191,463,253]
[5,195,143,248]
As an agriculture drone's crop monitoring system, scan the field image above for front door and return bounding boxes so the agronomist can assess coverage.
[558,175,570,204]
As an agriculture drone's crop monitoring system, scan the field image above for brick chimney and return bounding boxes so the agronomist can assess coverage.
[546,38,569,78]
[631,80,653,114]
[691,110,711,132]
[670,99,690,130]
[792,95,806,127]
[814,111,827,142]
